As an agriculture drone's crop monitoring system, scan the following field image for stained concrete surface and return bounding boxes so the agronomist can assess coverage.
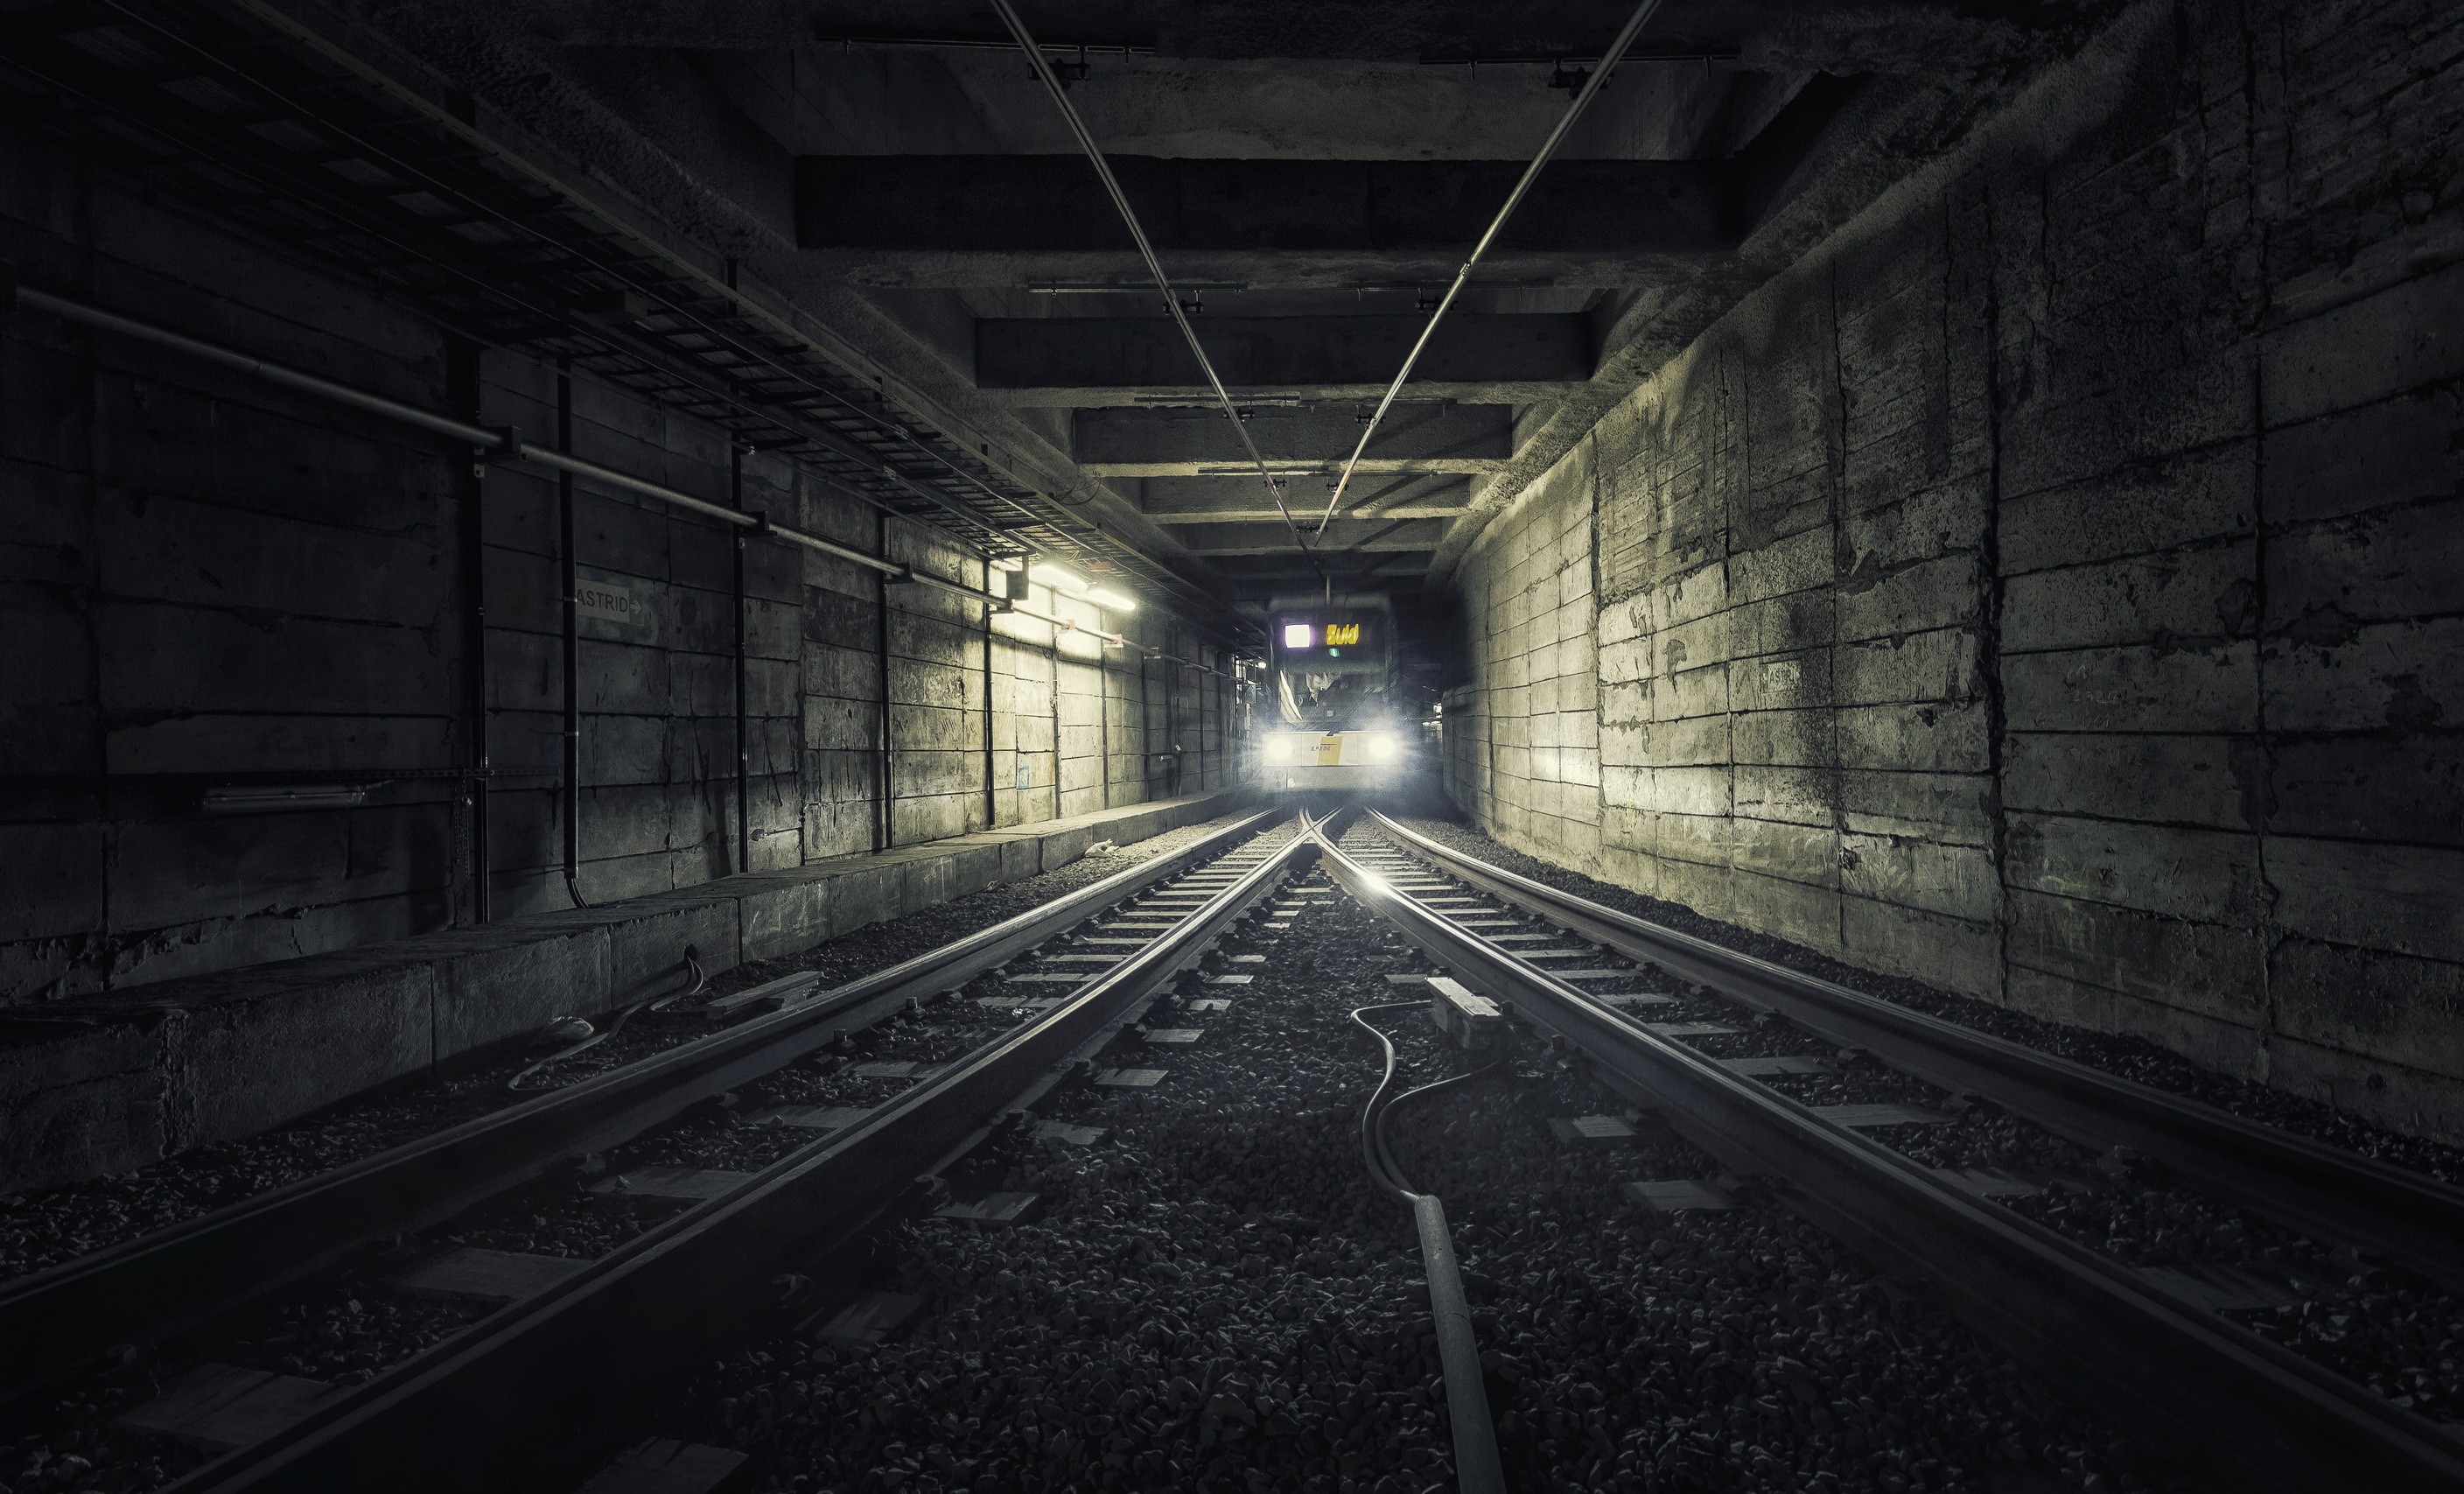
[1442,0,2464,1141]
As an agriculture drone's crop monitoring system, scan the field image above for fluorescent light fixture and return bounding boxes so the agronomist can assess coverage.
[202,783,373,815]
[1282,623,1312,649]
[1030,564,1088,595]
[1086,587,1138,611]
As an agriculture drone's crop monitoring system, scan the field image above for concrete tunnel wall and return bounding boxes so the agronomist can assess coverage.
[0,127,1237,1009]
[1442,0,2464,1141]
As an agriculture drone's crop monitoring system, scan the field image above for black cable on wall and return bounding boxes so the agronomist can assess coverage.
[558,359,588,910]
[450,335,491,924]
[732,444,752,875]
[983,559,999,831]
[876,509,895,852]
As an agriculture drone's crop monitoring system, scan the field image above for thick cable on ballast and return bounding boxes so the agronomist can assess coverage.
[1349,1002,1425,1201]
[987,0,1326,582]
[1347,998,1511,1494]
[1312,0,1669,538]
[508,955,708,1091]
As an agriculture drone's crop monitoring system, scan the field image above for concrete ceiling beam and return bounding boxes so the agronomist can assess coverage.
[514,0,2100,75]
[976,313,1591,403]
[1089,455,1504,478]
[1206,551,1436,582]
[1074,403,1511,471]
[1140,474,1472,523]
[1171,519,1448,553]
[798,157,1732,254]
[806,248,1726,291]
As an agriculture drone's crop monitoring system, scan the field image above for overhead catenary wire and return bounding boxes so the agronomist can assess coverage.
[986,0,1329,588]
[1312,0,1669,538]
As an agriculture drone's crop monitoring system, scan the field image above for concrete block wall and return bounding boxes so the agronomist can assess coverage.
[984,594,1236,831]
[2,131,469,1003]
[475,361,806,916]
[0,130,1240,1010]
[1446,0,2464,1140]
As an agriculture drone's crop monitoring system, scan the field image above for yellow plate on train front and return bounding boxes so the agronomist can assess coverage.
[1316,734,1344,765]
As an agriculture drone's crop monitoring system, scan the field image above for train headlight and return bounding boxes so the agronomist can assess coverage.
[1264,734,1297,764]
[1364,732,1400,763]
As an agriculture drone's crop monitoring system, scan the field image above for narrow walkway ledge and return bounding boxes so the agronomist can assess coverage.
[0,791,1249,1196]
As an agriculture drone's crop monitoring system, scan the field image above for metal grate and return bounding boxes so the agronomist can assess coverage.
[0,0,1239,629]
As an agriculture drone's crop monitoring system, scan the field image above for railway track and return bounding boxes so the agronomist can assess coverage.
[1317,812,2464,1493]
[0,808,1320,1492]
[18,800,2462,1493]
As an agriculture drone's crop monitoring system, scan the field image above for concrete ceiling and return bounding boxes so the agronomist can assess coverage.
[335,0,2112,629]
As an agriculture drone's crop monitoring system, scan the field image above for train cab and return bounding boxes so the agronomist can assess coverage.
[1257,593,1404,789]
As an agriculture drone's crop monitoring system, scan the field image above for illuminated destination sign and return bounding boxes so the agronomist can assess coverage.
[1277,614,1379,658]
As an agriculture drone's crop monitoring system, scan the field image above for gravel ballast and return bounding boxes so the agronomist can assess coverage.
[662,829,2160,1494]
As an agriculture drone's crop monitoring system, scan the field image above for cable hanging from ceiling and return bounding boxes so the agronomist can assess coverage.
[1312,0,1670,539]
[986,0,1330,591]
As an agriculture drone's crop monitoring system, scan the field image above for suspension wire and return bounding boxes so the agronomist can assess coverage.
[987,0,1328,587]
[1312,0,1669,539]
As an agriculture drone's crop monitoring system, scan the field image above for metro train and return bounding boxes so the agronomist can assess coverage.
[1255,593,1407,790]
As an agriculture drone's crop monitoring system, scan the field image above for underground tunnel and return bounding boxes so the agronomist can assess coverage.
[1,2,2460,1491]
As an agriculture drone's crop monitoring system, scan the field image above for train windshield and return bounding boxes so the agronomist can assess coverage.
[1272,607,1392,726]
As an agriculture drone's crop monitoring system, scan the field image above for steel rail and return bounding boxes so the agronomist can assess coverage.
[1311,0,1666,538]
[1308,824,2464,1492]
[0,807,1280,1401]
[1364,810,2464,1302]
[160,816,1325,1493]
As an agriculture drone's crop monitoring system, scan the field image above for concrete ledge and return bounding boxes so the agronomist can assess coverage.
[0,791,1248,1196]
